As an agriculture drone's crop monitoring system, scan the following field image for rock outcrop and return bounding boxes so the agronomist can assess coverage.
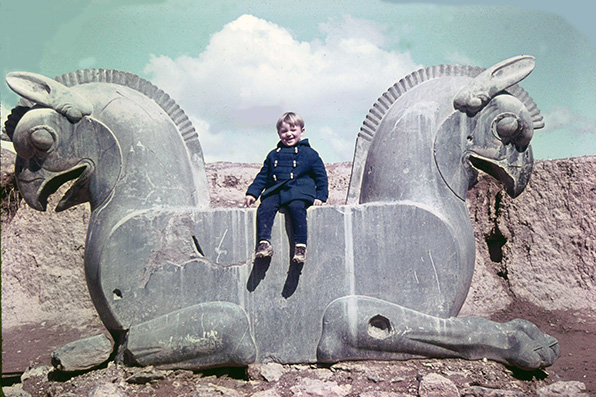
[461,156,596,320]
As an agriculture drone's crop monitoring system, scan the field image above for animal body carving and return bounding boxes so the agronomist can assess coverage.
[5,56,559,371]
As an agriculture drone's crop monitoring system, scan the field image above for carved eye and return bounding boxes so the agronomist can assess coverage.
[495,116,519,138]
[491,112,521,143]
[29,126,56,152]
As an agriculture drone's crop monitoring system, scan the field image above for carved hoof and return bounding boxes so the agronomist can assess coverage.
[502,319,560,370]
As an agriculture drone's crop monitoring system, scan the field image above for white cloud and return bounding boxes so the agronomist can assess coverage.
[542,106,596,135]
[144,14,421,162]
[542,106,576,130]
[444,52,475,66]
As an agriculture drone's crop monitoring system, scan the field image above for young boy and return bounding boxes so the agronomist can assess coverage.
[244,112,328,264]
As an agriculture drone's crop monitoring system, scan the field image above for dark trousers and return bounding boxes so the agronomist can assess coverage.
[256,194,309,245]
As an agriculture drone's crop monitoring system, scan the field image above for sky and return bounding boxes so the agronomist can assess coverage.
[1,0,595,163]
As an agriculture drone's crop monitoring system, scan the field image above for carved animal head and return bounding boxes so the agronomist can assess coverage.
[349,55,543,204]
[454,56,543,198]
[5,72,121,211]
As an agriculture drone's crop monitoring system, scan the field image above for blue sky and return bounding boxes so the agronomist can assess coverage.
[1,0,595,163]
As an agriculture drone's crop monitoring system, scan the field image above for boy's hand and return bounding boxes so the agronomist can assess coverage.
[313,199,323,206]
[244,195,256,207]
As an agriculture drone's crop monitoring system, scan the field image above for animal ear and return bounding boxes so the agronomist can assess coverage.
[453,55,536,115]
[484,55,535,92]
[6,72,93,122]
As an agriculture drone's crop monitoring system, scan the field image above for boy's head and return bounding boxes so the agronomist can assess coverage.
[276,112,305,147]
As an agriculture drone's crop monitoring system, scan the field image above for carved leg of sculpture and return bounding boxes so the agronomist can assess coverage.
[122,302,256,370]
[317,296,560,370]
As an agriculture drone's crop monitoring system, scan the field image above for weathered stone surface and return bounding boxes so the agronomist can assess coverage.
[1,148,94,329]
[460,385,525,396]
[1,383,32,397]
[289,377,352,396]
[461,157,596,319]
[418,373,459,397]
[251,390,282,397]
[51,333,113,372]
[536,380,589,397]
[124,302,257,369]
[247,363,285,382]
[12,357,590,397]
[20,365,52,383]
[194,383,244,396]
[1,148,19,224]
[124,366,168,384]
[0,59,567,372]
[88,382,127,397]
[6,157,592,332]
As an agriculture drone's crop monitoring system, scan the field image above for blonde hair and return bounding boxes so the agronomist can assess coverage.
[276,112,304,131]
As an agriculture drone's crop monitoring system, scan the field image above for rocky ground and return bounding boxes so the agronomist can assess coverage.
[2,150,595,396]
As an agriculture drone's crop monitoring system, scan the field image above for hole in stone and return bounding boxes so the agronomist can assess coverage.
[496,267,509,280]
[486,231,507,263]
[368,315,392,339]
[192,235,205,256]
[113,289,122,300]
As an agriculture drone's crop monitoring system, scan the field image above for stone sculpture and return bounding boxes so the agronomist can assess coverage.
[4,55,559,371]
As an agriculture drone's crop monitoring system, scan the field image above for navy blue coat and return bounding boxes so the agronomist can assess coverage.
[246,139,328,205]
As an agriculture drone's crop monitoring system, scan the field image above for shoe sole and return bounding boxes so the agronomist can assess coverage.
[255,250,273,259]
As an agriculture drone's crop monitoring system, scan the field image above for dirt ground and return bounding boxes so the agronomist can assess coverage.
[2,301,594,395]
[491,303,596,392]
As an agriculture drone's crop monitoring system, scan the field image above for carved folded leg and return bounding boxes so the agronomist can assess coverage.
[123,302,256,370]
[317,296,559,370]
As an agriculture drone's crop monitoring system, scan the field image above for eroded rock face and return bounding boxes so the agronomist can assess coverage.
[460,156,596,320]
[2,148,94,329]
[2,155,595,327]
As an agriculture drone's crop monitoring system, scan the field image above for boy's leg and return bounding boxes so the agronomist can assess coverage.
[285,199,309,245]
[256,194,281,244]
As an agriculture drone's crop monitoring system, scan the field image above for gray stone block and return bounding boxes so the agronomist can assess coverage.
[51,334,113,372]
[5,57,559,371]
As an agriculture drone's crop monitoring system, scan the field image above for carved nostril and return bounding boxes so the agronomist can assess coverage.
[29,127,55,151]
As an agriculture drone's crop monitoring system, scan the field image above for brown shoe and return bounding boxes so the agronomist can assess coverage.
[292,244,307,264]
[255,240,273,258]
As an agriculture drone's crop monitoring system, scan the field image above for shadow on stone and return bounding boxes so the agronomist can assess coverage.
[247,257,271,292]
[281,261,304,298]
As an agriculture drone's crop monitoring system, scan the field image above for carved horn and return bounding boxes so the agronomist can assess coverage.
[454,55,536,115]
[6,72,93,122]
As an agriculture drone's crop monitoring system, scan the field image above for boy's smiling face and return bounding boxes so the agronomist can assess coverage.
[277,122,304,147]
